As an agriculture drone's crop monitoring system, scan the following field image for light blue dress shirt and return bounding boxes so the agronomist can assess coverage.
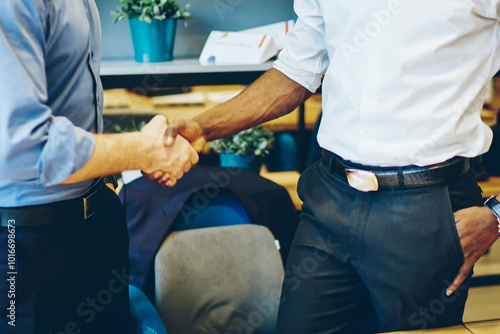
[0,0,103,207]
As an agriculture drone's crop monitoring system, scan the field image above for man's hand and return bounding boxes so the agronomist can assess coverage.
[144,118,207,186]
[446,206,500,296]
[164,118,207,152]
[140,116,199,187]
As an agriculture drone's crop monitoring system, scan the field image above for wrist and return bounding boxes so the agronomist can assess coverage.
[130,131,155,171]
[483,195,500,227]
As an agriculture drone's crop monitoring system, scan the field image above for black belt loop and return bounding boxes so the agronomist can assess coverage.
[328,152,336,173]
[321,149,335,173]
[397,167,405,190]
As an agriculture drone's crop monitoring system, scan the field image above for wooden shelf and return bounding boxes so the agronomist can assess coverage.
[103,87,322,132]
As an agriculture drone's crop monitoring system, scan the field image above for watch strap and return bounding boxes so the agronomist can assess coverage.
[484,195,500,221]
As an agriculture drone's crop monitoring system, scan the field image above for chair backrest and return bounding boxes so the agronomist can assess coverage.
[169,189,251,232]
[154,225,284,334]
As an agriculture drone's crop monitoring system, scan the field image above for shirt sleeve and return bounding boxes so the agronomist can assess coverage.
[0,0,95,186]
[273,0,330,93]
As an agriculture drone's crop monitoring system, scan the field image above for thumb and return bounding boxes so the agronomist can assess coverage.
[142,114,167,133]
[164,119,186,146]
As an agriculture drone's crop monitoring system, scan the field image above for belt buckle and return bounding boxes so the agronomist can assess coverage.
[345,169,379,192]
[83,188,99,220]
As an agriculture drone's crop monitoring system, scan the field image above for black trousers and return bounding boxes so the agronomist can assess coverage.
[0,185,131,334]
[276,157,483,334]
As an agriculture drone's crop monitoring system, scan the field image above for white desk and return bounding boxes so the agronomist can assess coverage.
[100,58,274,89]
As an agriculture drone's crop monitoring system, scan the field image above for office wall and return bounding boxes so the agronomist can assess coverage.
[96,0,296,60]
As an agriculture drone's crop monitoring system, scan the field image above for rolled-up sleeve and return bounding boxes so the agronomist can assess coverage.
[0,1,95,186]
[274,0,330,93]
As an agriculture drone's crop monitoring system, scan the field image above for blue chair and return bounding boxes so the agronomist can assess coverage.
[129,285,168,334]
[168,189,251,232]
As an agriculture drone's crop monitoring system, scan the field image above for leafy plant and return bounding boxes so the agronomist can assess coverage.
[113,0,192,24]
[210,126,275,158]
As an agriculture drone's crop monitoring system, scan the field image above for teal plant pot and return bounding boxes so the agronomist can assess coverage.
[129,18,177,63]
[219,153,263,173]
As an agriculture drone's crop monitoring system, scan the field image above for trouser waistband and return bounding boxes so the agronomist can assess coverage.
[0,178,104,227]
[321,150,472,191]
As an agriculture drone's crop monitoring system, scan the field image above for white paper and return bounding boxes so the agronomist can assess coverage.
[199,31,276,65]
[199,20,295,66]
[239,20,294,51]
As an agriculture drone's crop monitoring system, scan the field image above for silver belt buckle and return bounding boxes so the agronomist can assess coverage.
[345,169,379,192]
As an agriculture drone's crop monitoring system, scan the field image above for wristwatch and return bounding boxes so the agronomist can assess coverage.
[484,195,500,224]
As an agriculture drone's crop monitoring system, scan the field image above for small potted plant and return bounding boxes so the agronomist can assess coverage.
[113,0,192,63]
[210,126,275,172]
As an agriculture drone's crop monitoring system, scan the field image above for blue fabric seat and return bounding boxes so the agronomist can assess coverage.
[169,189,251,232]
[129,285,168,334]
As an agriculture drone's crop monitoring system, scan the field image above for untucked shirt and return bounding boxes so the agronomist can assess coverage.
[274,0,500,167]
[0,0,102,206]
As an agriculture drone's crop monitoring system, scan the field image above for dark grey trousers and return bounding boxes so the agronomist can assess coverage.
[0,186,131,334]
[276,157,483,334]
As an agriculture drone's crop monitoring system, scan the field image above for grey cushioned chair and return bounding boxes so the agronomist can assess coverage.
[154,225,284,334]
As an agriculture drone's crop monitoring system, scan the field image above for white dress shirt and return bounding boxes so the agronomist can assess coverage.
[274,0,500,167]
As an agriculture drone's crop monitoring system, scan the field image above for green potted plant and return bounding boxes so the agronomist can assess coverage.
[113,0,192,63]
[210,126,275,172]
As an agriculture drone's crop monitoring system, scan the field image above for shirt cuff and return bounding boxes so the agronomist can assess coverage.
[273,57,324,93]
[39,117,95,186]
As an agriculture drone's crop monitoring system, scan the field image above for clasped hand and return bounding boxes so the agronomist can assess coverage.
[140,115,199,187]
[143,118,207,187]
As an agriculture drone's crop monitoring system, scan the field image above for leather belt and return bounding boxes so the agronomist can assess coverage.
[321,150,471,192]
[0,178,104,227]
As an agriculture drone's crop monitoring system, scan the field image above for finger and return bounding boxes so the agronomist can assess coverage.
[148,114,168,129]
[191,137,207,153]
[166,178,177,187]
[153,171,164,180]
[190,147,200,165]
[161,172,172,182]
[141,170,156,183]
[183,160,192,173]
[164,119,186,146]
[446,263,473,296]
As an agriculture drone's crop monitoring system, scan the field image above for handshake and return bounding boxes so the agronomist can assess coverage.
[139,115,206,187]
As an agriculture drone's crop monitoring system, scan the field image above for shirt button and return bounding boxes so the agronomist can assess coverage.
[90,51,94,58]
[363,130,372,140]
[97,96,100,102]
[367,89,375,96]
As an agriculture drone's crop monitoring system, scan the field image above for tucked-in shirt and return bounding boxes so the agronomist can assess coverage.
[0,0,102,207]
[274,0,500,167]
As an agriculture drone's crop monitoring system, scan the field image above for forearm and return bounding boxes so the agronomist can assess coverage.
[194,68,313,141]
[62,115,199,185]
[61,132,149,184]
